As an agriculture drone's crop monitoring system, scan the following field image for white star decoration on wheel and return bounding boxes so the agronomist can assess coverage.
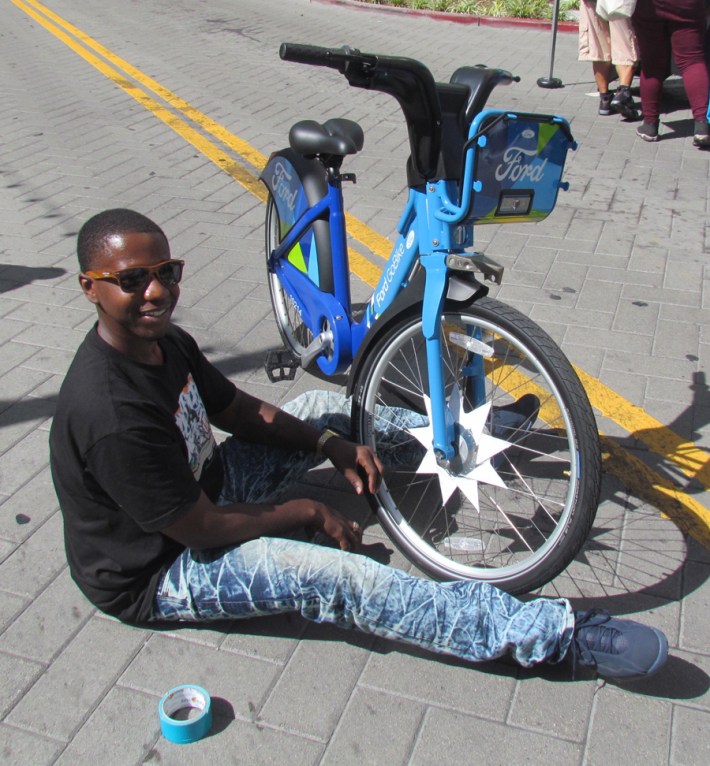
[407,386,511,512]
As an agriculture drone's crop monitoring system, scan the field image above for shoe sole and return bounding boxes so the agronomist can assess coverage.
[636,131,658,142]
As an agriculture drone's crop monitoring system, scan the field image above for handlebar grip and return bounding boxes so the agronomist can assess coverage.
[280,42,336,66]
[279,42,376,74]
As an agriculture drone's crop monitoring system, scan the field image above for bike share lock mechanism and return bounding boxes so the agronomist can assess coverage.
[446,253,504,285]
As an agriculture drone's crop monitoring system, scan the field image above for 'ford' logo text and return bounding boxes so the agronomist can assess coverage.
[495,146,548,183]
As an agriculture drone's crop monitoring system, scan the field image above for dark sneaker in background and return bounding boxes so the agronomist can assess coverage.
[610,85,640,121]
[636,122,659,142]
[490,393,540,441]
[598,91,615,116]
[693,121,710,149]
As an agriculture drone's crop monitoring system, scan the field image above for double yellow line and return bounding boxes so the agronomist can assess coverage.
[12,0,710,545]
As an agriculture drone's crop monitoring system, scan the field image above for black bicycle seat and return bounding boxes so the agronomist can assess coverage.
[289,118,364,157]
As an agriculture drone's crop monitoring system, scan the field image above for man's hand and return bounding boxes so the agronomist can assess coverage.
[304,499,363,551]
[322,437,383,496]
[211,391,384,497]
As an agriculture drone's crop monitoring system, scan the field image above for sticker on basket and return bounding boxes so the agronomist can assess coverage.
[466,112,574,225]
[158,684,212,745]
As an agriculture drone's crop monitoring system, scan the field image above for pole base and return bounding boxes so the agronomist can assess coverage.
[537,76,563,89]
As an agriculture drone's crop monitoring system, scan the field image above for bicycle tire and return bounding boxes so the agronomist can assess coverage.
[352,297,601,594]
[265,194,314,361]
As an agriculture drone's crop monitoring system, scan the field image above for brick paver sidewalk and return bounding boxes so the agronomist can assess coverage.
[1,1,709,763]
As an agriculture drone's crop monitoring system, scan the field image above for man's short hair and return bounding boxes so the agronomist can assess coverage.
[77,209,167,272]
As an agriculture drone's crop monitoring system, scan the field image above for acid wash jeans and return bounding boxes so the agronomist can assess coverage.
[151,390,575,669]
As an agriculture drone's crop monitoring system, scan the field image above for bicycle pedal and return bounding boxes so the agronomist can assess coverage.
[264,349,299,382]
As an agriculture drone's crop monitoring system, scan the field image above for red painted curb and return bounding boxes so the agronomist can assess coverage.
[313,0,579,33]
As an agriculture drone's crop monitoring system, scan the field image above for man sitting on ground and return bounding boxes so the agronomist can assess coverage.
[49,208,668,681]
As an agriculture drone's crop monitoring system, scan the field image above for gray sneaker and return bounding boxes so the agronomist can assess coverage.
[569,609,669,680]
[636,122,659,142]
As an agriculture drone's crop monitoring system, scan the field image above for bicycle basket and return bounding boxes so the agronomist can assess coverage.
[462,110,575,225]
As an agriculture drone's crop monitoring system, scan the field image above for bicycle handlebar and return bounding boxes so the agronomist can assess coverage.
[279,42,377,72]
[279,43,522,182]
[281,42,442,178]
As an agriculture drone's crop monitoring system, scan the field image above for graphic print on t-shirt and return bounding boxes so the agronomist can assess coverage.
[174,373,216,480]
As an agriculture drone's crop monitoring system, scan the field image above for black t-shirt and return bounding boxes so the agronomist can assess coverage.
[49,324,236,623]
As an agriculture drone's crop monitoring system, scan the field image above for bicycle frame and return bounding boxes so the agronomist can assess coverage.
[264,46,576,465]
[260,45,603,593]
[267,172,485,464]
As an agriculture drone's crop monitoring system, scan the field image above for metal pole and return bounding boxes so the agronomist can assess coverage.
[537,0,563,88]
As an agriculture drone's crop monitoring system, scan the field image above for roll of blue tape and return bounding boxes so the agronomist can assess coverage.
[158,684,212,745]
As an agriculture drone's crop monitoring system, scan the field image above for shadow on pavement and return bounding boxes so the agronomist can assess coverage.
[613,654,710,699]
[0,264,66,293]
[625,370,710,496]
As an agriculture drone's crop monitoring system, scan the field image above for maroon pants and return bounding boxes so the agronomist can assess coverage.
[633,0,709,123]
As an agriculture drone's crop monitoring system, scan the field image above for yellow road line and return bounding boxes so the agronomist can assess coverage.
[345,215,392,261]
[348,247,388,288]
[19,0,399,264]
[13,0,709,542]
[12,0,267,201]
[21,0,269,172]
[578,368,710,486]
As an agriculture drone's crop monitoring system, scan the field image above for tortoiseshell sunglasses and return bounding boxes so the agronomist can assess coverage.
[83,259,185,293]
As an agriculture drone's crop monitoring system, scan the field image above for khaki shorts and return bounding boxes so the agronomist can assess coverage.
[578,0,638,65]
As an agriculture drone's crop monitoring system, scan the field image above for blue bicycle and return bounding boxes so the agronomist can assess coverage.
[261,43,601,594]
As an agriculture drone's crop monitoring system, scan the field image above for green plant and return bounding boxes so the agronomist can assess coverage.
[353,0,576,20]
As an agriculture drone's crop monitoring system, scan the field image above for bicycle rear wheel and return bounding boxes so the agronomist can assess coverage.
[352,297,601,594]
[265,194,314,360]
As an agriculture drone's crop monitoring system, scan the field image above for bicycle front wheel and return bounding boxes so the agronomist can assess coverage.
[265,194,314,361]
[352,297,601,594]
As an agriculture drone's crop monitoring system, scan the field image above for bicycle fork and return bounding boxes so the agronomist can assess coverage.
[420,252,458,465]
[417,207,500,466]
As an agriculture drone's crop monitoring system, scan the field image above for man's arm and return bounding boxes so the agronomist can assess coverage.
[161,491,363,552]
[210,390,383,495]
[211,387,320,448]
[160,389,385,551]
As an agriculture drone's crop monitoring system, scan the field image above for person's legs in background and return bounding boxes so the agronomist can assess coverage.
[633,11,671,140]
[579,1,617,116]
[609,16,641,119]
[668,15,710,145]
[633,2,710,145]
[608,62,638,117]
[592,61,617,115]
